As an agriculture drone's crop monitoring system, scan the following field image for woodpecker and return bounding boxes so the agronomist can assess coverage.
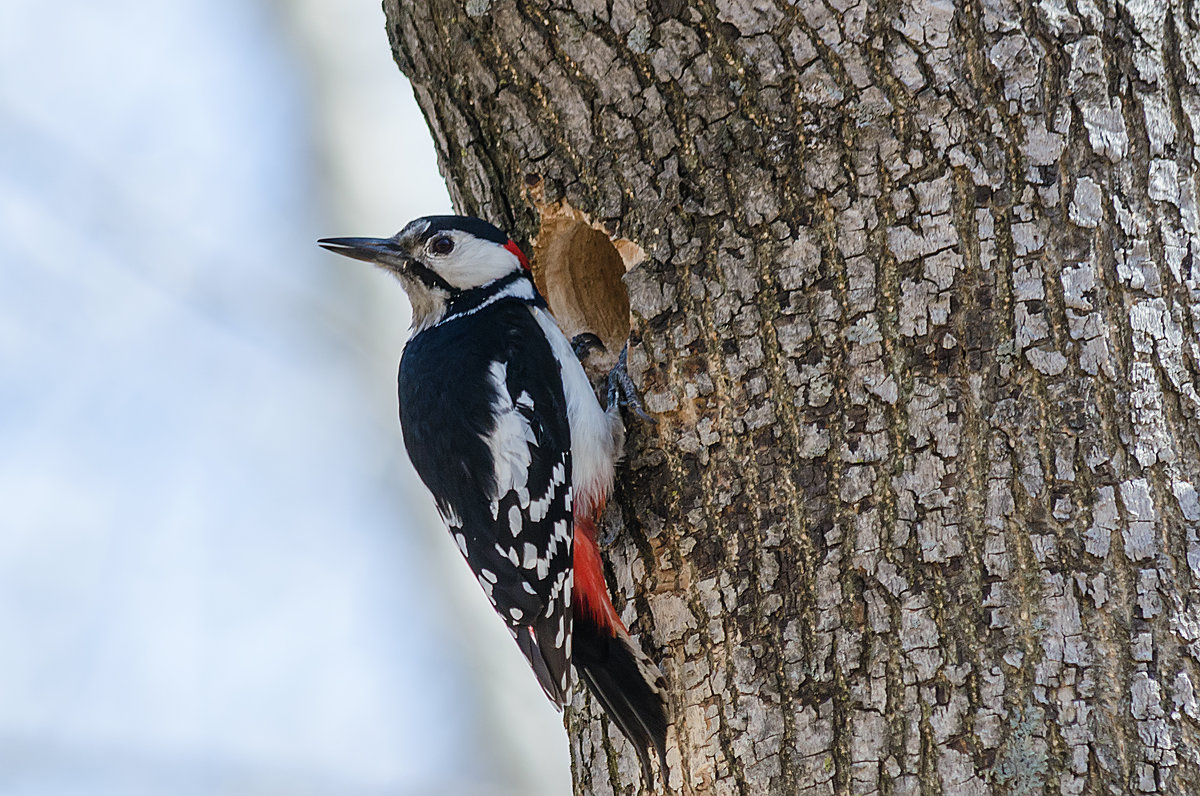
[320,216,668,781]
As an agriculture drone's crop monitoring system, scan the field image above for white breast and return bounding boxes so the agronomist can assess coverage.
[529,307,623,515]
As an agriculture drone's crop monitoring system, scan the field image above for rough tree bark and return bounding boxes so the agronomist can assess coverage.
[385,1,1200,793]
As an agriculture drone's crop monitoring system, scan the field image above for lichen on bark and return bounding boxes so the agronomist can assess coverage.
[387,0,1200,793]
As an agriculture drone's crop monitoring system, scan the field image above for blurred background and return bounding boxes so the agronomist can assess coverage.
[0,0,570,793]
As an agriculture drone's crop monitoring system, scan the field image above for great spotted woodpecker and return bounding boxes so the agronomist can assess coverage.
[320,216,668,781]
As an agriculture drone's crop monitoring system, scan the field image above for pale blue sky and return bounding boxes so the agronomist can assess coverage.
[0,1,569,793]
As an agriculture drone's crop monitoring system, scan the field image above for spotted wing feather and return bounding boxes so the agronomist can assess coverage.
[398,299,575,704]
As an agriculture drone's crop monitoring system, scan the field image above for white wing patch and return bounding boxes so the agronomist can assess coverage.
[484,360,538,520]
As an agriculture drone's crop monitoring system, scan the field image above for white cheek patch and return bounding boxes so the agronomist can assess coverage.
[437,232,524,290]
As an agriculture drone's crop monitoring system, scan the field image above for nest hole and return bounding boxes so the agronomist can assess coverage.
[531,215,640,368]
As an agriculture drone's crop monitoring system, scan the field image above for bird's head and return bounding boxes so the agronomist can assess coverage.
[320,215,532,329]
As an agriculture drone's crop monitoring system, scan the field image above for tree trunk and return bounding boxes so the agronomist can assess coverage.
[385,1,1200,793]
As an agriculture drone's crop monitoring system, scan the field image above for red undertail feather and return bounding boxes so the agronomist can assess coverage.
[572,515,627,634]
[572,511,670,786]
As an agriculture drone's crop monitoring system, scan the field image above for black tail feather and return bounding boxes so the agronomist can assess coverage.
[574,613,669,787]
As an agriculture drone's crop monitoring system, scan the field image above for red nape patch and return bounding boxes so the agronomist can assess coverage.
[504,239,531,271]
[572,515,628,634]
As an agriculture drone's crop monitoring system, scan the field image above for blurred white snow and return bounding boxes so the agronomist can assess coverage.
[0,0,569,793]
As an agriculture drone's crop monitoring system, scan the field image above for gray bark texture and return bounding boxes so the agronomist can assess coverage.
[385,0,1200,793]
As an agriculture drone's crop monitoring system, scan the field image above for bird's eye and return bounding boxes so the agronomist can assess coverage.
[430,236,454,255]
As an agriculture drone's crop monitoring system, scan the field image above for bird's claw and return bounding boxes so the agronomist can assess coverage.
[571,332,605,362]
[573,334,656,425]
[607,345,657,425]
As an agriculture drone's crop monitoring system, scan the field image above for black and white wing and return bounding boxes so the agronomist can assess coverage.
[398,300,576,704]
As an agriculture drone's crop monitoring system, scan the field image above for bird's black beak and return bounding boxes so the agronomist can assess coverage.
[317,236,401,264]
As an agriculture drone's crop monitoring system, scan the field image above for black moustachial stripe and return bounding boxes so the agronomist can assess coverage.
[406,260,458,295]
[442,271,544,319]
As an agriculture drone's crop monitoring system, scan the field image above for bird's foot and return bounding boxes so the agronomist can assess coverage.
[607,344,657,425]
[571,335,656,425]
[571,332,605,362]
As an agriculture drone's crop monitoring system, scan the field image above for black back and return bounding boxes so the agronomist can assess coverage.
[397,288,575,699]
